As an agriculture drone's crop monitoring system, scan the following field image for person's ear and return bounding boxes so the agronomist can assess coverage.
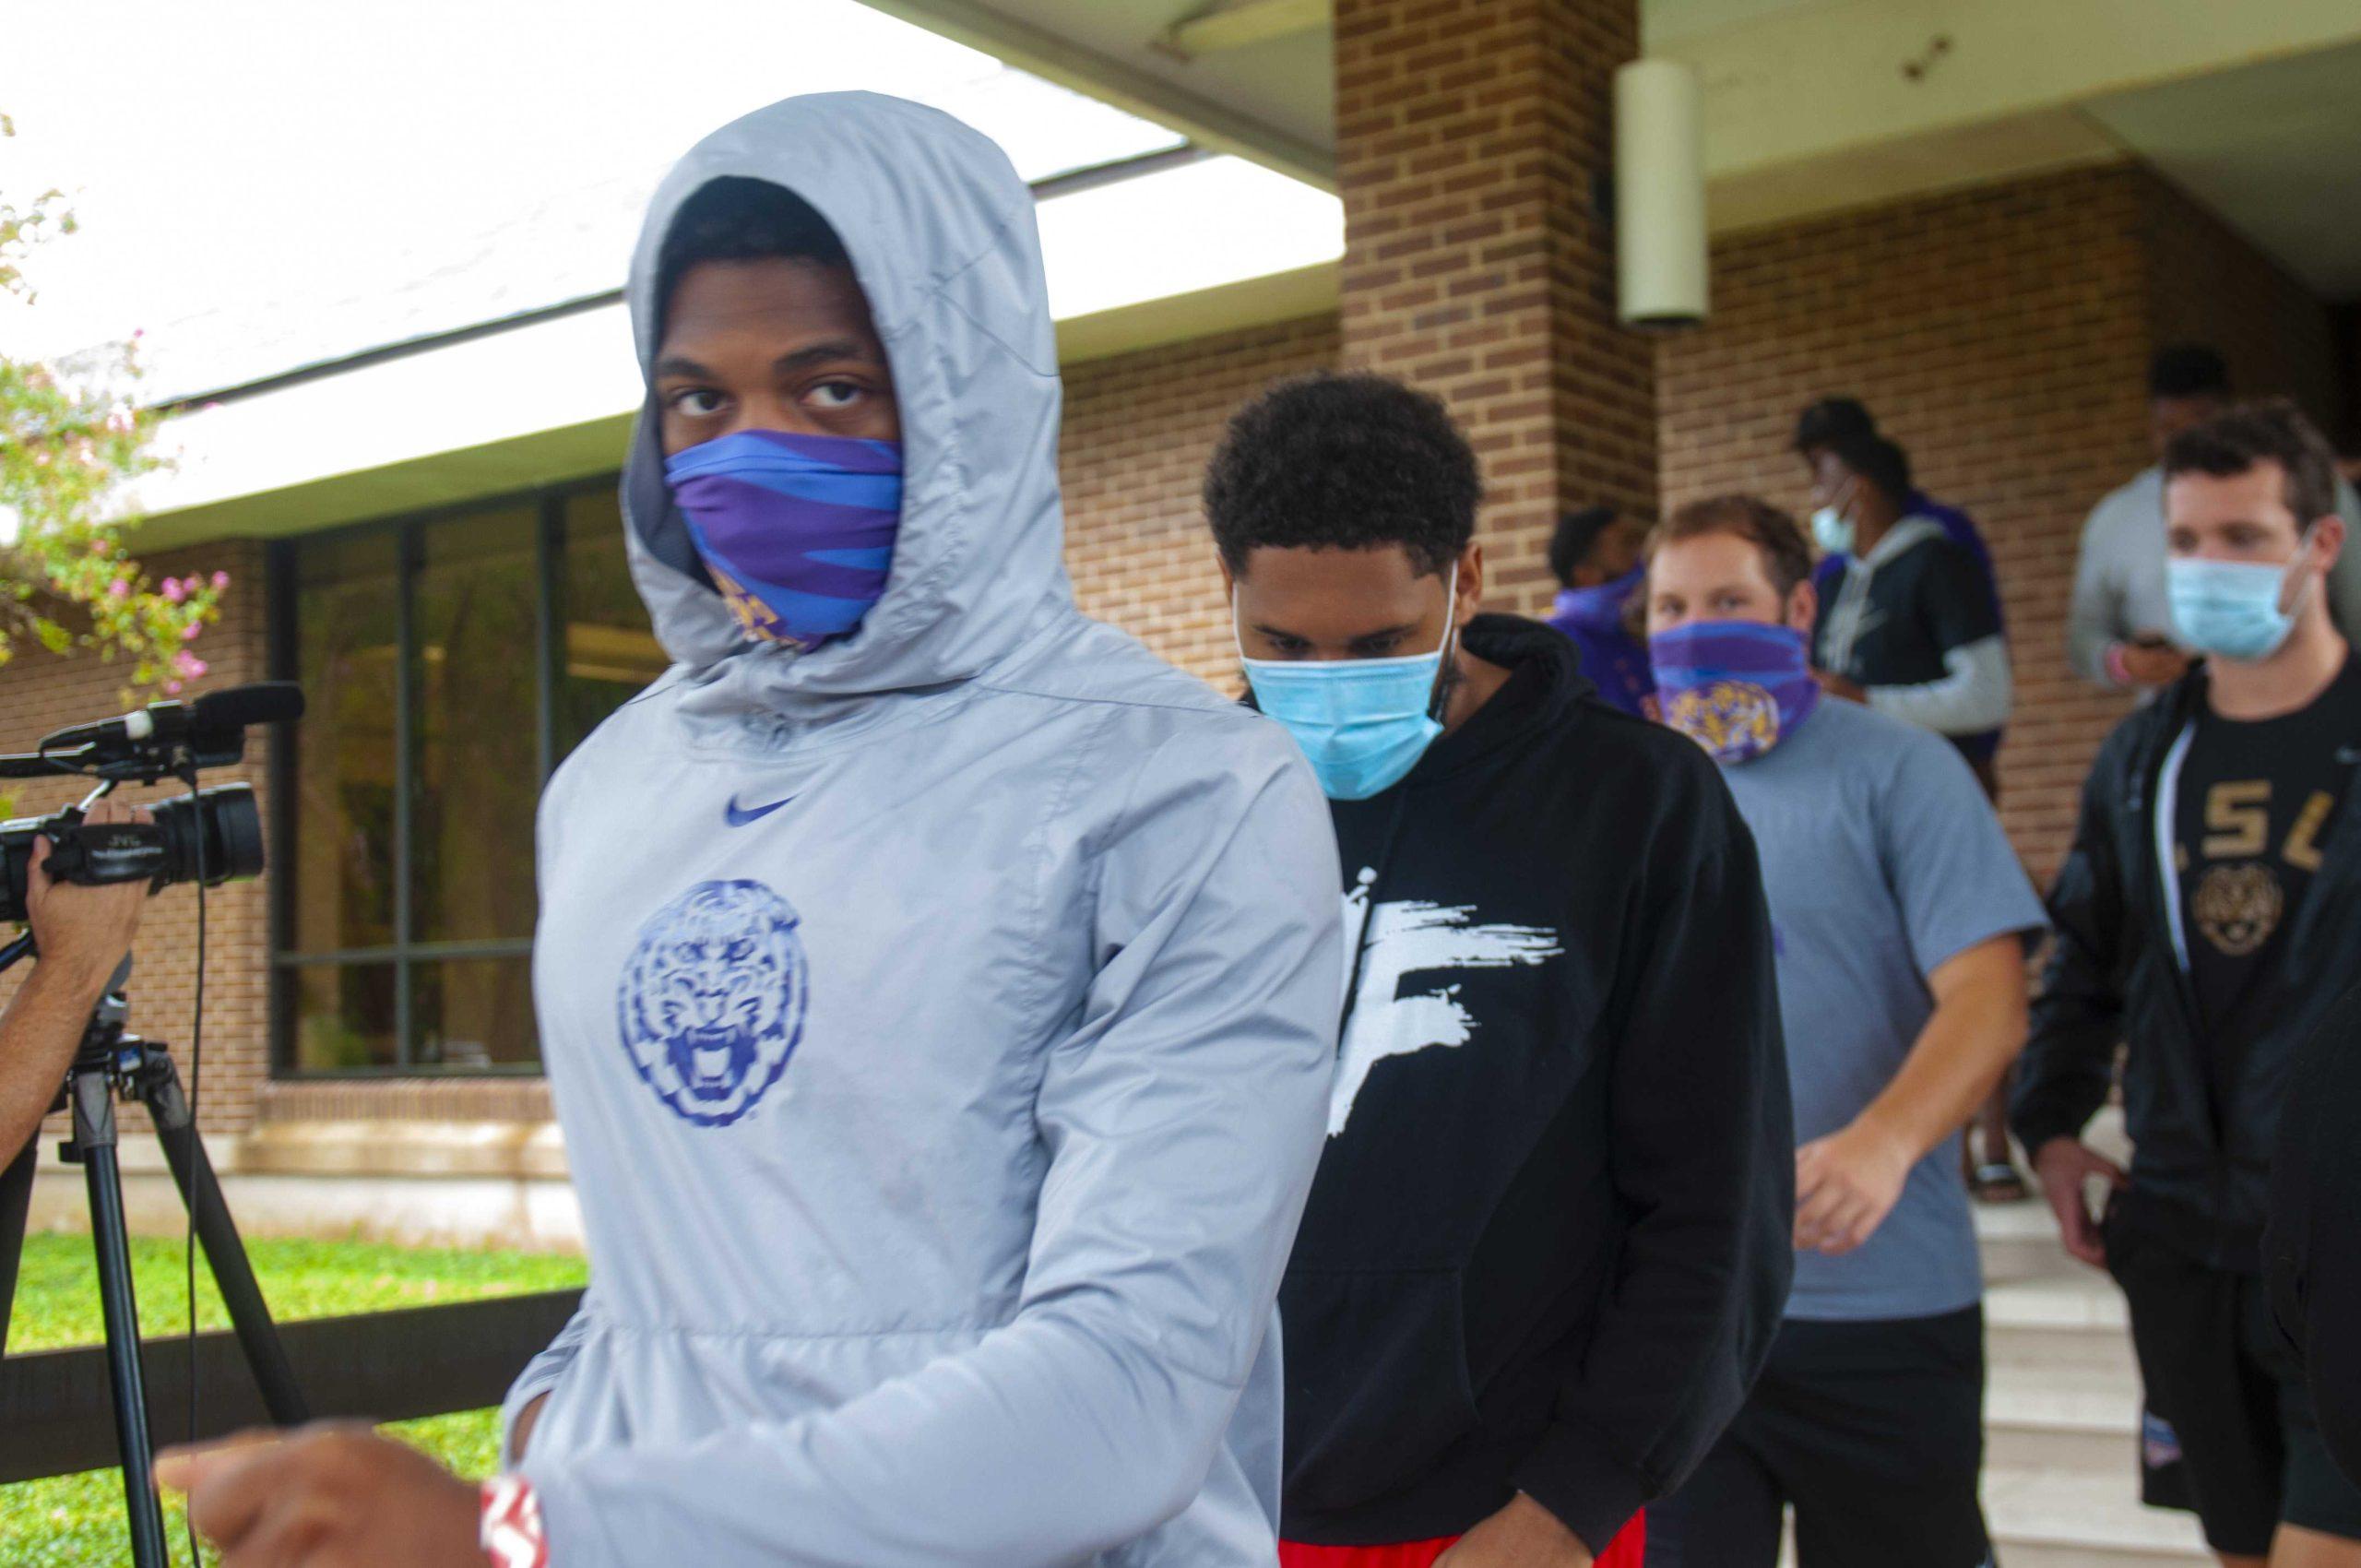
[2287,515,2345,617]
[2310,514,2345,576]
[1453,542,1485,622]
[1786,577,1819,636]
[1216,555,1238,599]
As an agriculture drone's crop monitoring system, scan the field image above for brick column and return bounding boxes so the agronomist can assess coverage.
[1334,0,1654,614]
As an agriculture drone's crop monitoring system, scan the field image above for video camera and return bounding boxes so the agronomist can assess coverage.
[0,683,300,923]
[0,681,310,1568]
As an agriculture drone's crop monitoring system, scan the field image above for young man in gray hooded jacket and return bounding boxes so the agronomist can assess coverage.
[155,93,1343,1568]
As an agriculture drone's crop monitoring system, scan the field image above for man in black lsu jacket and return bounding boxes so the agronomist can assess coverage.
[2013,399,2361,1567]
[1204,372,1792,1568]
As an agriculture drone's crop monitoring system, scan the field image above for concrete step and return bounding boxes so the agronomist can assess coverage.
[1979,1194,2084,1285]
[1985,1378,2141,1476]
[1983,1463,2212,1565]
[1970,1194,2204,1565]
[1774,1468,2209,1568]
[1987,1286,2140,1399]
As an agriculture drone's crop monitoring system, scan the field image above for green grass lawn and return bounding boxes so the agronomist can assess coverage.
[2,1233,587,1566]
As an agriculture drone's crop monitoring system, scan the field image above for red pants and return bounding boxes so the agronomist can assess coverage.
[1280,1513,1644,1568]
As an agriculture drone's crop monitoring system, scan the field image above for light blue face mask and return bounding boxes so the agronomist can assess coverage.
[2166,541,2313,662]
[1809,481,1857,557]
[1809,506,1854,557]
[1239,567,1459,802]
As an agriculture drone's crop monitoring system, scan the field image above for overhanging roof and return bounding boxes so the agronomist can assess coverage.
[861,0,2361,279]
[129,230,1339,548]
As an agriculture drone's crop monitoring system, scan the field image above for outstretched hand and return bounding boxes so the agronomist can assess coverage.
[156,1422,482,1567]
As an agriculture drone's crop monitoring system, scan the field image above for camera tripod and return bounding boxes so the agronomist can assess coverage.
[0,942,309,1568]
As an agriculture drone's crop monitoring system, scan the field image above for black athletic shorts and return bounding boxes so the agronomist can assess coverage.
[1643,1306,1993,1568]
[2107,1211,2361,1554]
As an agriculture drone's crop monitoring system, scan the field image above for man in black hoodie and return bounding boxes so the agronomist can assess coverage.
[2013,399,2361,1567]
[1204,371,1792,1568]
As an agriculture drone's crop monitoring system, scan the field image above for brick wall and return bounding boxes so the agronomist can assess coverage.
[4,540,273,1138]
[1333,0,1654,613]
[2144,175,2348,434]
[1062,315,1341,683]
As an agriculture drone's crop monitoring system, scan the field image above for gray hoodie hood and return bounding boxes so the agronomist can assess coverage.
[505,93,1341,1568]
[622,89,1071,703]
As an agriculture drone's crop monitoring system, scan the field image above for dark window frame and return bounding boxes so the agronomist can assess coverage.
[267,472,623,1079]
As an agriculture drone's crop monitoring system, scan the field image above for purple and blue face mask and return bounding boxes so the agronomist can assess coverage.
[662,430,904,651]
[1648,620,1821,765]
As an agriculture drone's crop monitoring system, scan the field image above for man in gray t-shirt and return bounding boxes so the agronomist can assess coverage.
[1642,495,2047,1568]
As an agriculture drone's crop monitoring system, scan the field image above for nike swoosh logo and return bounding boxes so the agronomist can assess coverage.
[724,793,794,828]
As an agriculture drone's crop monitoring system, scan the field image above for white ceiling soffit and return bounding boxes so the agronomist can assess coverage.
[2082,38,2361,299]
[855,0,1336,187]
[1650,0,2361,239]
[126,163,1343,547]
[863,0,2361,268]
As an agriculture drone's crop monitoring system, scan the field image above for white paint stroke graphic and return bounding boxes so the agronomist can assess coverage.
[1331,868,1563,1136]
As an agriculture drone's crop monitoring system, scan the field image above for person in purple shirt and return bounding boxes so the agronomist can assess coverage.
[1547,505,1656,718]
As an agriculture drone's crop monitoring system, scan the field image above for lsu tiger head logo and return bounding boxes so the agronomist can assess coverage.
[2192,862,2283,958]
[1664,679,1781,764]
[616,880,809,1126]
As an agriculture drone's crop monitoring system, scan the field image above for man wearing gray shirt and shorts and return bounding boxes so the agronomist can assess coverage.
[1639,495,2047,1568]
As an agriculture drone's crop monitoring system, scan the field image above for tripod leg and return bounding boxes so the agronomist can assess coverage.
[74,1071,172,1568]
[0,1138,35,1355]
[142,1058,310,1425]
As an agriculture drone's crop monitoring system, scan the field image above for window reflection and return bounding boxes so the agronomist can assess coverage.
[291,531,399,957]
[276,480,657,1075]
[562,490,670,752]
[413,508,540,948]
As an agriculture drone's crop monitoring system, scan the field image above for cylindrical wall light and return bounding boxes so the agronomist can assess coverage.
[1613,58,1708,329]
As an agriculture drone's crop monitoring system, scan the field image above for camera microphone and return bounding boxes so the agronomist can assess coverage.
[37,682,304,765]
[39,704,192,757]
[189,682,305,732]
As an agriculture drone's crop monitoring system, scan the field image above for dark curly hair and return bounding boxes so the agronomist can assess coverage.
[2165,398,2339,528]
[1824,428,1913,505]
[1204,372,1482,577]
[658,177,849,325]
[1792,396,1878,457]
[1548,505,1619,588]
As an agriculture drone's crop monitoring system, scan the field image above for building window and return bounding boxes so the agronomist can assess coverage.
[270,481,666,1075]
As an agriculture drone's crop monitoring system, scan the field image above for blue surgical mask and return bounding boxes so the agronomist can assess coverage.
[1239,567,1459,802]
[1809,506,1854,557]
[2167,545,2312,662]
[1810,479,1858,557]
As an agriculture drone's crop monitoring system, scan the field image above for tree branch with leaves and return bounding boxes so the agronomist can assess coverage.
[3,109,223,695]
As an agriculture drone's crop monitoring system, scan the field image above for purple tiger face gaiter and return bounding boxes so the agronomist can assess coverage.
[1648,620,1821,764]
[663,429,904,651]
